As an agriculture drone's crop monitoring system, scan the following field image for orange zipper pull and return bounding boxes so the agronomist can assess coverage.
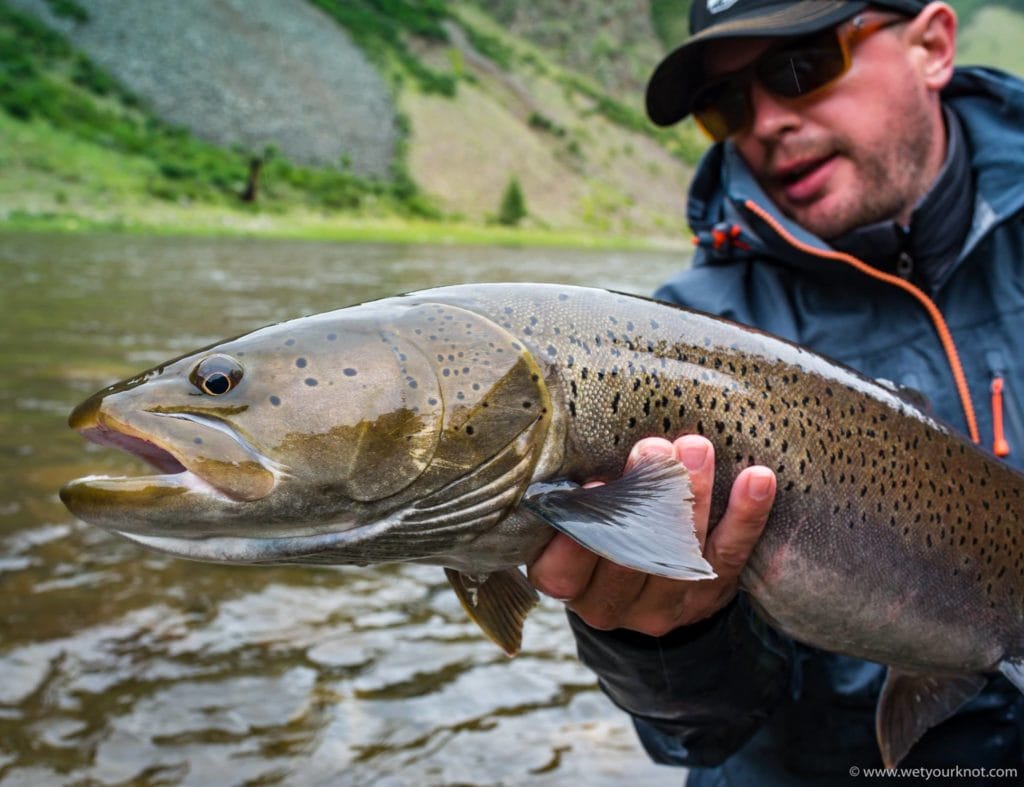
[991,377,1010,457]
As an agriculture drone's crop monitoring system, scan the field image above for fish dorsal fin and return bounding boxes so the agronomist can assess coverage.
[876,378,932,413]
[445,567,539,656]
[523,453,715,581]
[876,668,986,767]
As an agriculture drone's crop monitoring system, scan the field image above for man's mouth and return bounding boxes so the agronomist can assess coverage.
[773,154,839,203]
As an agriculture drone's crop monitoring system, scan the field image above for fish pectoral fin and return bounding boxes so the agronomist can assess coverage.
[875,667,986,768]
[445,567,539,657]
[523,453,715,581]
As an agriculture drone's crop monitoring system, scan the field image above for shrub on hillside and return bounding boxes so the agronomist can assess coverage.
[309,0,457,97]
[497,176,527,226]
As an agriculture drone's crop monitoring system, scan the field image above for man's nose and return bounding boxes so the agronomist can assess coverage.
[747,80,802,139]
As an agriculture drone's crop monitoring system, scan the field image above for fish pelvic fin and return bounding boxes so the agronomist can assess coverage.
[875,668,986,768]
[445,567,539,657]
[523,453,715,581]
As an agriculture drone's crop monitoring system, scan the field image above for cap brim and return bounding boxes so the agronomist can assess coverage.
[646,1,869,127]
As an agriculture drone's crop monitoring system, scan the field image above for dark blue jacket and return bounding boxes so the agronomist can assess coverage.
[570,68,1024,786]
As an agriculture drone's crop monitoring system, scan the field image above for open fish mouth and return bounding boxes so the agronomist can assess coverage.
[58,397,381,564]
[60,396,279,528]
[77,420,188,474]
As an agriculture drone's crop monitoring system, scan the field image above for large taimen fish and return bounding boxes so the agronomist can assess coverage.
[61,284,1024,767]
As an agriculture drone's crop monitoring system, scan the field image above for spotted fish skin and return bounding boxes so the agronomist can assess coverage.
[400,285,1024,676]
[61,284,1024,764]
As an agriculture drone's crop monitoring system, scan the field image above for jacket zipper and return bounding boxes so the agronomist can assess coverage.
[743,199,981,445]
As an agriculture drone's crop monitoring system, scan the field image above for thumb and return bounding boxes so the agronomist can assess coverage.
[704,466,775,581]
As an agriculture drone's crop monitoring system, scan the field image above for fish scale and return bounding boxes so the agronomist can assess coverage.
[61,283,1024,766]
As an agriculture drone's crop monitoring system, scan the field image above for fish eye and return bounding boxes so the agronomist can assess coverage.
[190,354,244,396]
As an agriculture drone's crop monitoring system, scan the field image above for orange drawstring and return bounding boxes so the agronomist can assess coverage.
[991,377,1010,457]
[743,200,981,446]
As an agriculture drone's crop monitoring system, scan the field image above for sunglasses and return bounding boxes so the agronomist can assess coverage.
[691,14,908,142]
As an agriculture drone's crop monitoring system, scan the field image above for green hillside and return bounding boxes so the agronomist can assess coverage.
[0,2,435,222]
[0,0,704,244]
[1,0,1021,245]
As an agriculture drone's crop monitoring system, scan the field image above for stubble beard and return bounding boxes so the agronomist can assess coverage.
[769,99,937,241]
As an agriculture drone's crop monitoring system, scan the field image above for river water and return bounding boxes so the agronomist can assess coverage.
[0,232,690,786]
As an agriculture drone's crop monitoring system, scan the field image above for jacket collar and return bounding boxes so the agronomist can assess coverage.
[826,107,972,294]
[688,67,1024,288]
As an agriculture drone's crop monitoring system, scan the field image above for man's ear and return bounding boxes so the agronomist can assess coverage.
[907,2,957,91]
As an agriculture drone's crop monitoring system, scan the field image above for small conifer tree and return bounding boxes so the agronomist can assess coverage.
[497,176,527,226]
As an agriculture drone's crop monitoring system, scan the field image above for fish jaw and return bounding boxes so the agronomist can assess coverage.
[60,471,234,532]
[108,512,391,565]
[61,390,280,535]
[61,392,399,563]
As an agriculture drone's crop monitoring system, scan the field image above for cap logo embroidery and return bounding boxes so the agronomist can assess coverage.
[707,0,741,13]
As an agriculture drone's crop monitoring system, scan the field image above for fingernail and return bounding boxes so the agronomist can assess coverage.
[749,469,774,501]
[630,438,672,463]
[679,441,709,471]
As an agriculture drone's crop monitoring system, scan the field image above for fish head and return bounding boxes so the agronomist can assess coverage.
[60,298,551,564]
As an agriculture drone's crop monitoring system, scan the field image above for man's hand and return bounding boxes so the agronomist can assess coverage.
[527,435,776,637]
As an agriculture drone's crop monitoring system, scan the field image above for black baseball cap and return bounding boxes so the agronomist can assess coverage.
[646,0,928,127]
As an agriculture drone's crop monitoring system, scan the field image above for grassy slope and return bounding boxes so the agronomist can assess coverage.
[0,0,453,236]
[468,0,667,97]
[0,107,651,247]
[0,0,700,247]
[4,0,1019,247]
[400,3,698,238]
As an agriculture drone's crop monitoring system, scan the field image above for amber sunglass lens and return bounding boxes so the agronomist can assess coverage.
[695,110,729,142]
[690,26,857,140]
[693,81,749,141]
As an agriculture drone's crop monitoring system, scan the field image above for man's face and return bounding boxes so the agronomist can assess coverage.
[703,18,944,240]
